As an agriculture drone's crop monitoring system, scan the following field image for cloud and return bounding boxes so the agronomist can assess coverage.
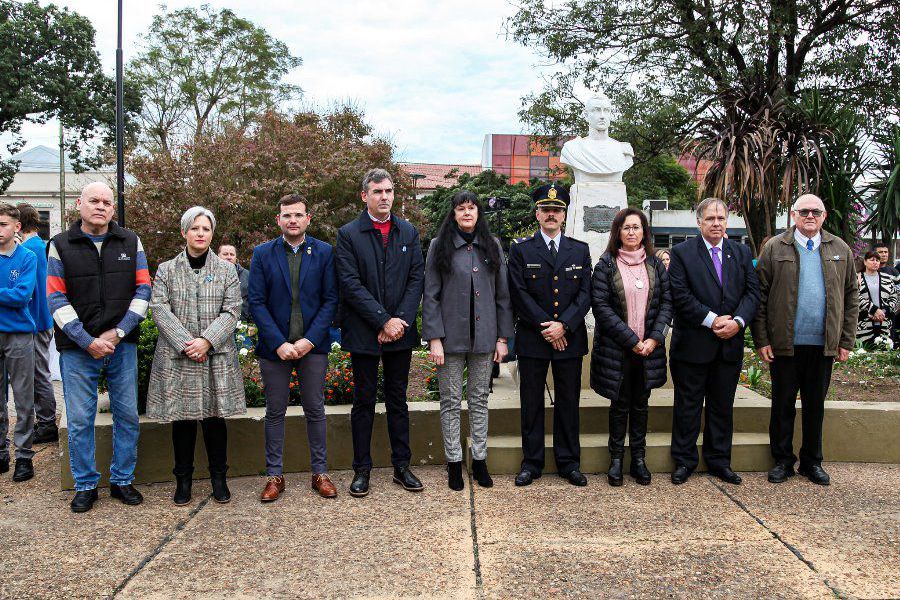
[6,0,550,164]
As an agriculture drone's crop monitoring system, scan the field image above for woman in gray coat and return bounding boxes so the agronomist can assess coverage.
[147,206,246,505]
[423,191,514,491]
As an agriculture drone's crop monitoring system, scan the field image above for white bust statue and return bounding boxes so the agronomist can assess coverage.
[560,91,634,183]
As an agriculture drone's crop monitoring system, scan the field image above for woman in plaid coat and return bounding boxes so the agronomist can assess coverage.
[147,206,246,505]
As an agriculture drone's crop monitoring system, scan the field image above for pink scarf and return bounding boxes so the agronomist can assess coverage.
[616,248,649,340]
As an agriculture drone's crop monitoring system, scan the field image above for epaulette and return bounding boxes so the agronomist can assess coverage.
[565,236,589,247]
[512,236,529,244]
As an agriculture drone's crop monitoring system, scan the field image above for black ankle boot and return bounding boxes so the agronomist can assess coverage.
[447,461,464,491]
[471,459,493,488]
[607,457,624,486]
[630,456,652,485]
[210,468,231,503]
[173,474,192,505]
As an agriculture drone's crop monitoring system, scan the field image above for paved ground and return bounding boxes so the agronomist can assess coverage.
[0,438,897,600]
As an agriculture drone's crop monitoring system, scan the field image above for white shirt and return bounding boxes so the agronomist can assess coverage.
[794,229,822,250]
[699,236,744,329]
[539,229,562,252]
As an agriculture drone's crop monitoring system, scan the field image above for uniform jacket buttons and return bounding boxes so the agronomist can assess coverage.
[553,301,559,306]
[475,291,480,296]
[553,275,558,280]
[473,266,479,272]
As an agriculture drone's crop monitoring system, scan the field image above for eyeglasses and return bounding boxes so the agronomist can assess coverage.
[795,208,824,217]
[621,225,642,232]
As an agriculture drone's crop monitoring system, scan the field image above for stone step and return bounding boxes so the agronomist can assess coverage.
[475,432,773,474]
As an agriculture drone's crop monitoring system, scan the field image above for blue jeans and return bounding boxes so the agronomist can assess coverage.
[60,343,139,491]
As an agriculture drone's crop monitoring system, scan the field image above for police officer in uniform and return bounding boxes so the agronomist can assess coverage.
[508,184,592,486]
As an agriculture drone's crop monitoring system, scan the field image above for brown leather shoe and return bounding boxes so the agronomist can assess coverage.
[260,475,285,502]
[311,473,338,498]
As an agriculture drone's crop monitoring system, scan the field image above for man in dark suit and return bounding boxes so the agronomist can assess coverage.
[249,194,339,501]
[508,184,592,487]
[335,168,425,497]
[667,197,760,485]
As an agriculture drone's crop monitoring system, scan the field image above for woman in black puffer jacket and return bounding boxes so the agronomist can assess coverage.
[590,208,672,486]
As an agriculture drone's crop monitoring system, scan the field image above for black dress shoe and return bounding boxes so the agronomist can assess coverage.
[110,484,144,505]
[12,458,34,482]
[607,458,624,487]
[392,466,424,492]
[0,456,10,475]
[709,467,742,485]
[562,469,587,487]
[768,463,796,484]
[71,489,98,513]
[630,457,652,486]
[671,465,691,485]
[349,470,370,497]
[798,464,830,486]
[32,422,59,444]
[514,469,540,486]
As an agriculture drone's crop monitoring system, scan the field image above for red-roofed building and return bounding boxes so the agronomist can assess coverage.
[399,163,483,198]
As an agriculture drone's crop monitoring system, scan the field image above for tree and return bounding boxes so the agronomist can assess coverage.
[866,125,900,259]
[128,4,302,155]
[624,154,697,210]
[128,106,417,269]
[0,1,131,191]
[418,170,538,246]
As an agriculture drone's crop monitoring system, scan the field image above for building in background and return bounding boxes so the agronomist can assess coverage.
[1,145,116,238]
[399,163,483,198]
[481,134,568,184]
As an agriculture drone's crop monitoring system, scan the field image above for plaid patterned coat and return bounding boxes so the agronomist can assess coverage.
[147,251,246,421]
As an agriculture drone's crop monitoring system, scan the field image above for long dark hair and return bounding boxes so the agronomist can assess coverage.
[432,190,501,273]
[605,207,655,257]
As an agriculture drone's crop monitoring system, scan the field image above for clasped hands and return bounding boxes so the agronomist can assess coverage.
[712,314,741,340]
[631,338,659,357]
[540,321,567,352]
[276,338,314,361]
[377,317,409,345]
[86,329,121,359]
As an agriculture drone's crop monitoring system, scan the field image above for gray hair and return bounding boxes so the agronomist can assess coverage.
[361,168,393,193]
[791,193,825,211]
[695,197,728,219]
[180,206,216,234]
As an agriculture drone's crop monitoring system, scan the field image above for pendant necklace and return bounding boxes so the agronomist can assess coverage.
[619,258,644,289]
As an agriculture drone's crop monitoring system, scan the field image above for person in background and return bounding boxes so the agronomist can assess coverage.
[874,245,898,277]
[0,203,36,482]
[16,203,58,443]
[147,207,245,505]
[423,190,513,491]
[336,168,425,497]
[654,249,670,270]
[753,194,857,486]
[857,250,897,348]
[218,244,251,323]
[667,197,759,486]
[873,245,900,345]
[249,194,339,502]
[48,182,150,513]
[590,208,672,487]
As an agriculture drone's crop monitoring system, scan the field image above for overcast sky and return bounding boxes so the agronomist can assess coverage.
[7,0,551,164]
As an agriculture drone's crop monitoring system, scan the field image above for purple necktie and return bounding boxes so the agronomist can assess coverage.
[711,246,723,284]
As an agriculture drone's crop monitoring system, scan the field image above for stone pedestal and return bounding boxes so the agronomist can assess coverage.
[565,183,628,387]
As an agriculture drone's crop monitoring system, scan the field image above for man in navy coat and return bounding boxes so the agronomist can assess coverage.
[507,184,592,487]
[335,168,425,497]
[249,194,339,501]
[667,198,760,485]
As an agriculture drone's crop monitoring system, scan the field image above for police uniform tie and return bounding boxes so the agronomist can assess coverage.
[549,239,557,261]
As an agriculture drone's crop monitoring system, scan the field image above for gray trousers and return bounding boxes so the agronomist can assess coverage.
[259,353,328,475]
[33,329,56,424]
[0,332,35,460]
[437,352,493,462]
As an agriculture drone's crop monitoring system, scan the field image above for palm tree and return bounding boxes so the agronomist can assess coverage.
[866,125,900,260]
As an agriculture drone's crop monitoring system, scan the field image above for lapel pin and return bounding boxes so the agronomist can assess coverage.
[306,246,312,255]
[402,245,407,252]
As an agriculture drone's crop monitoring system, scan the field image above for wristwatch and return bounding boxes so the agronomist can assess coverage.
[115,328,126,339]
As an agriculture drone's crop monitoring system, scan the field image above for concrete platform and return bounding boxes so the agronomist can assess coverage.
[57,367,900,489]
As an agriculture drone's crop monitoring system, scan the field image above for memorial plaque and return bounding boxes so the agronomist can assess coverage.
[583,205,619,233]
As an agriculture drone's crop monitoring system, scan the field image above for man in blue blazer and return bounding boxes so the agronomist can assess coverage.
[667,198,760,485]
[335,168,425,497]
[249,194,339,501]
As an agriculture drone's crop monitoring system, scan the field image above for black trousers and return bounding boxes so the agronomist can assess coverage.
[172,417,227,476]
[518,356,582,476]
[769,345,833,468]
[609,353,650,459]
[670,353,741,471]
[350,350,412,471]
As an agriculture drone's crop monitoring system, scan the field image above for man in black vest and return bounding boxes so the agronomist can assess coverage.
[508,184,592,487]
[336,168,425,497]
[48,182,150,513]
